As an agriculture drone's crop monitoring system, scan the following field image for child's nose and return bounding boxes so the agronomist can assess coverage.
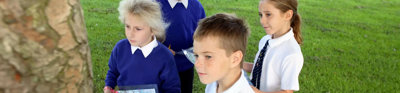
[194,59,203,67]
[129,30,136,37]
[260,17,267,24]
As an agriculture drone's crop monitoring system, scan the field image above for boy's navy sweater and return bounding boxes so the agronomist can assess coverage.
[158,0,206,72]
[105,39,181,93]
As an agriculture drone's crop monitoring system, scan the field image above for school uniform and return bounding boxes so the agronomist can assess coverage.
[157,0,206,92]
[250,28,304,92]
[205,70,255,93]
[105,38,181,93]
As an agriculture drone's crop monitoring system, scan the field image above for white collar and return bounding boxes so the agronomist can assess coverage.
[168,0,188,9]
[131,37,158,58]
[266,28,294,48]
[205,70,255,93]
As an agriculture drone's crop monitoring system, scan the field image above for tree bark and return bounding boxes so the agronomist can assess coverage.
[0,0,93,93]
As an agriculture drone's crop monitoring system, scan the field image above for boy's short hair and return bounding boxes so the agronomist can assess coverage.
[118,0,167,42]
[193,13,250,66]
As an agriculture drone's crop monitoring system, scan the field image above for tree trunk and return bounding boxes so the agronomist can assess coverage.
[0,0,93,93]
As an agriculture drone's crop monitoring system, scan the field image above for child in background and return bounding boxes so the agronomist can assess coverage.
[104,0,180,93]
[243,0,304,92]
[193,13,255,93]
[156,0,206,92]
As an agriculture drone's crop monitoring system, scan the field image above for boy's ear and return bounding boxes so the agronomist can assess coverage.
[230,50,243,68]
[285,10,294,21]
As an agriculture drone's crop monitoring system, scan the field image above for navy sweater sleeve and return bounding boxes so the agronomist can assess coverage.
[160,56,181,93]
[105,42,120,89]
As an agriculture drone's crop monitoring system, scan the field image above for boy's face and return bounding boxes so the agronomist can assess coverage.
[193,36,234,84]
[259,0,291,35]
[124,14,154,47]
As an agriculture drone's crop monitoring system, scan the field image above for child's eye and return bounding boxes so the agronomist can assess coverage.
[205,55,212,59]
[258,13,262,17]
[135,28,142,31]
[266,13,271,17]
[125,25,130,29]
[194,54,199,59]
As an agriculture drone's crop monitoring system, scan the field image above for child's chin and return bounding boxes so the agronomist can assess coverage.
[129,42,139,46]
[200,81,209,84]
[199,79,212,84]
[265,31,273,35]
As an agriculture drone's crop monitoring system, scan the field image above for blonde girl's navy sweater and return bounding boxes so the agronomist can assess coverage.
[105,39,181,93]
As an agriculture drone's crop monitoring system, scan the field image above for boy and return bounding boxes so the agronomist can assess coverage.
[193,13,255,93]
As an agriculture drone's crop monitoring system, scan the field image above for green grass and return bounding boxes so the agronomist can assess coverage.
[81,0,400,92]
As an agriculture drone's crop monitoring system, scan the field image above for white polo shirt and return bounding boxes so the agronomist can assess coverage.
[250,28,304,92]
[168,0,188,9]
[205,70,255,93]
[130,37,158,58]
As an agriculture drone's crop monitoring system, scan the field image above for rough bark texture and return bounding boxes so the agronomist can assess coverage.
[0,0,93,92]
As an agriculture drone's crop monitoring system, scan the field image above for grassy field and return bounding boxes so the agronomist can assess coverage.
[81,0,400,92]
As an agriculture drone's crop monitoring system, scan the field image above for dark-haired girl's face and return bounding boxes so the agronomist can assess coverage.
[259,0,291,38]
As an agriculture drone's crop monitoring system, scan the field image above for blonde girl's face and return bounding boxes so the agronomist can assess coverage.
[124,14,154,47]
[259,0,290,36]
[193,36,232,84]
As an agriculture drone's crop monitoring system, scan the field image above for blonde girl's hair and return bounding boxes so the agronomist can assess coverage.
[118,0,168,42]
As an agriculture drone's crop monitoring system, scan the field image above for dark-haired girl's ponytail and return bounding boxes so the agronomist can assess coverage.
[291,12,302,45]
